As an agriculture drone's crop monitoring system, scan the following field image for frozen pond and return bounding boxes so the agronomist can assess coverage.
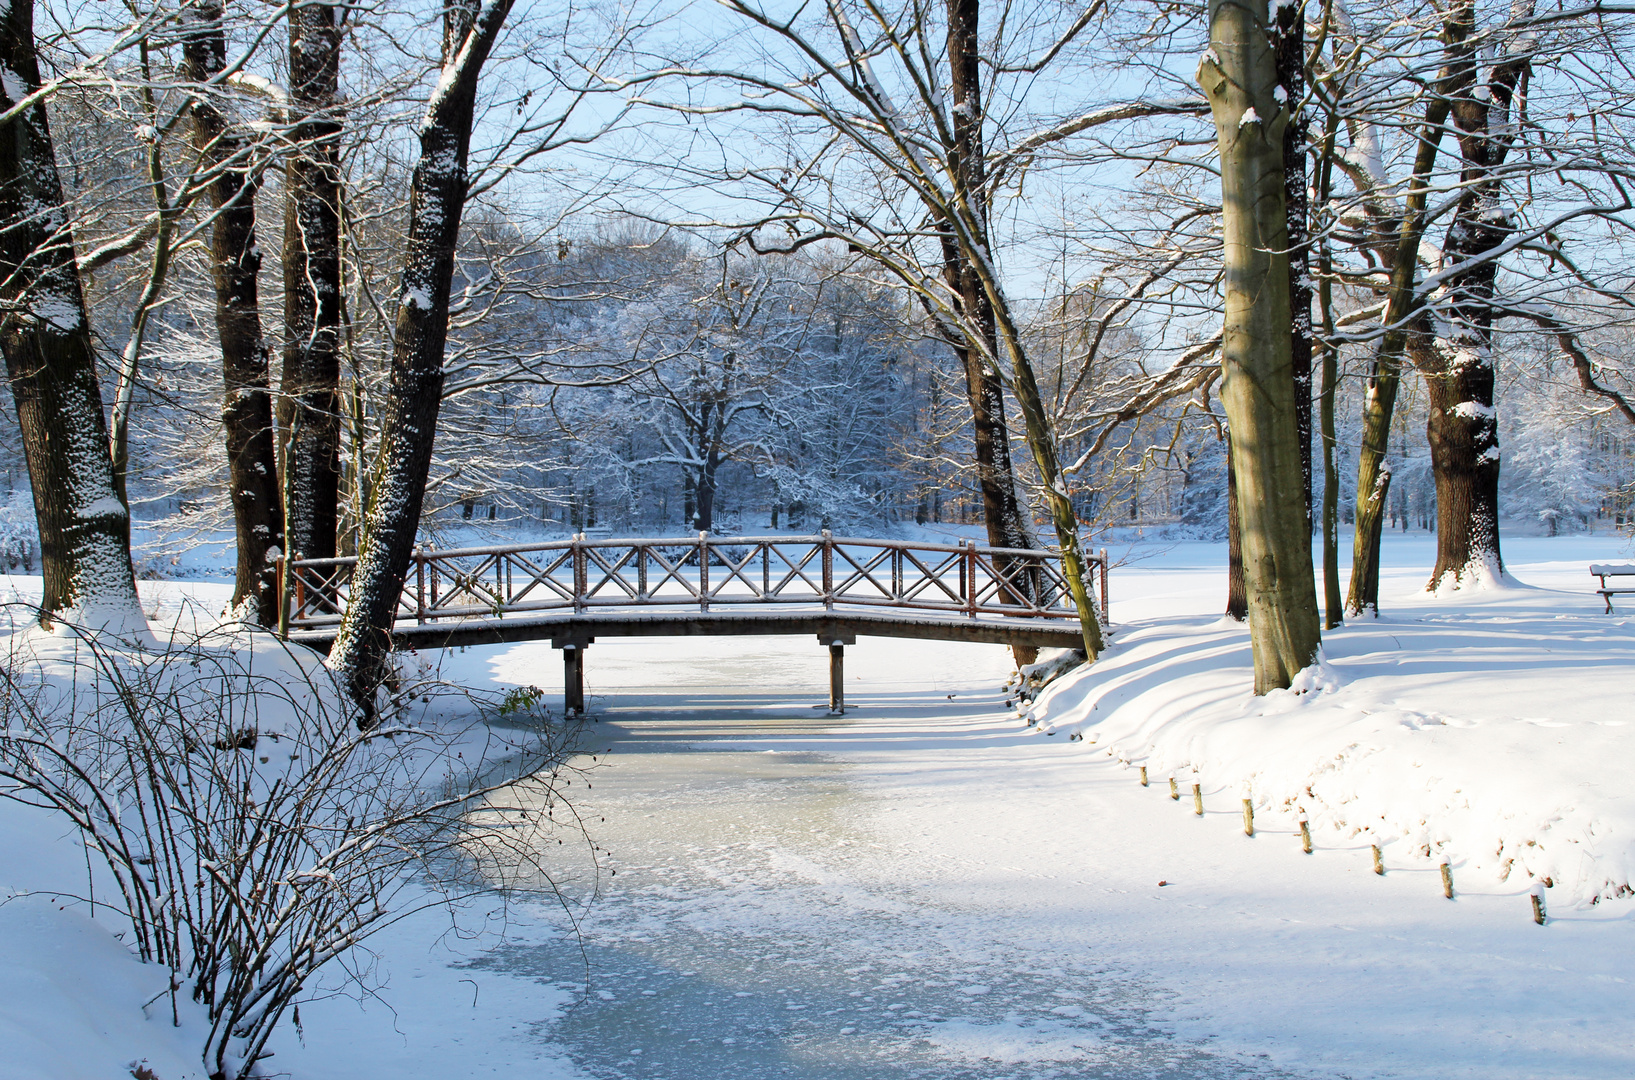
[467,640,1302,1079]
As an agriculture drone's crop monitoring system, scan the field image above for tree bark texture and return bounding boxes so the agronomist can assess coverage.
[942,0,1054,665]
[1409,32,1527,590]
[328,0,513,713]
[1199,0,1320,692]
[1346,0,1472,615]
[1349,464,1390,611]
[183,2,285,625]
[0,0,141,625]
[279,2,345,564]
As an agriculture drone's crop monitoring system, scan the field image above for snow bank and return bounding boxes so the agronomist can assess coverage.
[0,803,213,1080]
[1027,573,1635,908]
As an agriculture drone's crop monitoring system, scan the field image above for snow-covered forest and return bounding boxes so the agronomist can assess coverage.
[2,0,1635,1075]
[0,0,1629,579]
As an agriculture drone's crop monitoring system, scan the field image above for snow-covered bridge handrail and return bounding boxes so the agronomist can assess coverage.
[281,532,1108,632]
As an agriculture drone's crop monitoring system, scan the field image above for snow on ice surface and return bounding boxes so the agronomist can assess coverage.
[3,533,1635,1079]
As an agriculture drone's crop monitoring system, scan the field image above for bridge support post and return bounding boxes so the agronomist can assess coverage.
[820,628,855,715]
[829,642,843,714]
[554,633,592,716]
[563,645,585,716]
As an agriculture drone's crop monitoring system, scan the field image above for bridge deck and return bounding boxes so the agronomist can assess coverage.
[288,607,1088,652]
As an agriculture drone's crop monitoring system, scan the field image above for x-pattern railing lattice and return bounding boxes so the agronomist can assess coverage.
[282,532,1108,632]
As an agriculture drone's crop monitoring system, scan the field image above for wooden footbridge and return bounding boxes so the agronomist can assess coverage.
[282,532,1107,715]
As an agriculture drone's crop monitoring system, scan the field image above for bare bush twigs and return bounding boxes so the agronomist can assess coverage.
[0,609,584,1079]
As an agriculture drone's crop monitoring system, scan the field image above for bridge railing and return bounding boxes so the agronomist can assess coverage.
[281,532,1109,632]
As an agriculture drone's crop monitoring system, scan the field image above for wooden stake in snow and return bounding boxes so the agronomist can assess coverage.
[1371,845,1384,876]
[1298,819,1312,854]
[1139,766,1149,787]
[1193,783,1204,816]
[1170,777,1180,800]
[1440,859,1455,899]
[1242,798,1255,836]
[1531,885,1547,925]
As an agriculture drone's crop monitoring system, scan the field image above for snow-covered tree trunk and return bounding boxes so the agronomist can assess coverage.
[0,0,142,628]
[183,2,285,625]
[328,0,513,713]
[687,358,732,531]
[1199,0,1320,692]
[279,1,344,564]
[1409,34,1528,591]
[1313,98,1342,628]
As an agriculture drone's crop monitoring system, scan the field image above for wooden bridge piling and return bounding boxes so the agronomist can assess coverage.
[825,629,856,715]
[563,644,585,716]
[829,641,844,714]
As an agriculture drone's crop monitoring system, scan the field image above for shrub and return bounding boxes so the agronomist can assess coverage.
[0,611,581,1079]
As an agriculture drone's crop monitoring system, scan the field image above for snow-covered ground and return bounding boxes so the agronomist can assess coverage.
[3,529,1633,1079]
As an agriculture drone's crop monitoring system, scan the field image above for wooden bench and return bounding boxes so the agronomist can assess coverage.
[1590,564,1635,613]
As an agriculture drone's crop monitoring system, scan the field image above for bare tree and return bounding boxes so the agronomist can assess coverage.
[625,0,1187,657]
[1323,0,1635,609]
[181,2,286,624]
[279,0,347,565]
[1200,0,1322,690]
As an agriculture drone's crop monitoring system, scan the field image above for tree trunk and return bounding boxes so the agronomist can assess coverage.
[327,0,514,714]
[1199,0,1320,693]
[943,0,1028,557]
[1346,0,1473,615]
[109,42,175,511]
[279,1,345,564]
[693,460,717,531]
[1275,0,1312,524]
[943,0,1057,665]
[183,2,285,625]
[1225,435,1246,621]
[1350,465,1390,611]
[0,0,142,629]
[1412,31,1527,591]
[1414,315,1502,587]
[1314,104,1342,628]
